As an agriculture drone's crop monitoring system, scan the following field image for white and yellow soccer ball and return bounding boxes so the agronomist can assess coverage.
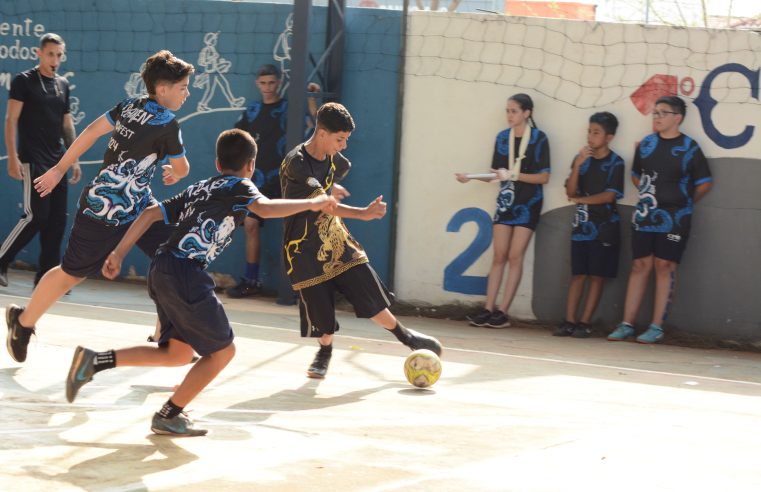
[404,349,442,388]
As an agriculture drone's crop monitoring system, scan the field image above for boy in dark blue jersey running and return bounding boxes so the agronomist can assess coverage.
[6,50,194,363]
[554,112,624,338]
[65,129,335,436]
[608,96,713,344]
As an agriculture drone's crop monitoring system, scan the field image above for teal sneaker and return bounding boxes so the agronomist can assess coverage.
[607,322,635,341]
[151,412,208,437]
[636,324,664,344]
[66,346,96,402]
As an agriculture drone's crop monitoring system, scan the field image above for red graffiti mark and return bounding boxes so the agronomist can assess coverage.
[630,74,678,115]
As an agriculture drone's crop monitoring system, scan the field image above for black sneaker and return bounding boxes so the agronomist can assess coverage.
[405,329,443,356]
[572,322,593,338]
[467,308,492,327]
[0,265,8,287]
[66,346,96,403]
[225,278,262,298]
[6,304,35,363]
[151,411,208,437]
[306,345,333,379]
[486,310,510,328]
[553,320,577,337]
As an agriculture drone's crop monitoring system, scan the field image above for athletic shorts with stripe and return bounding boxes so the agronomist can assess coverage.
[297,263,393,338]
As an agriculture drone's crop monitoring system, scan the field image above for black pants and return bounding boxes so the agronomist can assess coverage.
[0,162,68,281]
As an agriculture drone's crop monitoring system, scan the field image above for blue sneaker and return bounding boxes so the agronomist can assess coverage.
[66,346,96,403]
[607,322,635,341]
[151,412,208,437]
[636,324,664,344]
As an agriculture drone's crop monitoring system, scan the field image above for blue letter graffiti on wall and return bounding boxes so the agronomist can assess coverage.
[443,207,491,295]
[694,63,759,149]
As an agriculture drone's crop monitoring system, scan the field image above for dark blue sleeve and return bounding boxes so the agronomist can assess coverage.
[607,155,625,200]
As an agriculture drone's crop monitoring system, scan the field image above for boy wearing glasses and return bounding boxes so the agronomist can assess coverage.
[607,96,713,343]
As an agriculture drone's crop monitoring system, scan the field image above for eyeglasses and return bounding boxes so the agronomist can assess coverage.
[651,110,679,118]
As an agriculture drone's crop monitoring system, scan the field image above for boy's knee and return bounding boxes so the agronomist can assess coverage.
[244,219,260,236]
[631,257,653,273]
[211,342,236,362]
[654,258,677,273]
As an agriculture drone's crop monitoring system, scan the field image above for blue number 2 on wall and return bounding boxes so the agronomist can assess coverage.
[443,207,492,295]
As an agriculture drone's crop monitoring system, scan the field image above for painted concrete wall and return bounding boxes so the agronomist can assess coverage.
[0,1,401,288]
[396,12,761,338]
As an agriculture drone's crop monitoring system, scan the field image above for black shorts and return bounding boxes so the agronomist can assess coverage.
[149,252,233,356]
[246,179,281,224]
[631,230,688,264]
[61,212,175,278]
[297,263,393,338]
[571,240,619,278]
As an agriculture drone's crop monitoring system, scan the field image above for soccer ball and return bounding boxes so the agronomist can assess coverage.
[404,349,442,388]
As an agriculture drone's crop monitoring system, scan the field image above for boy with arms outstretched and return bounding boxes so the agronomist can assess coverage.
[6,50,193,363]
[66,129,336,436]
[280,102,442,379]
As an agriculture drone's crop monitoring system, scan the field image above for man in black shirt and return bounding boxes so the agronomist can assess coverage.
[0,33,81,287]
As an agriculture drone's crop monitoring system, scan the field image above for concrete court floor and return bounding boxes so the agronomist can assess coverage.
[1,269,760,492]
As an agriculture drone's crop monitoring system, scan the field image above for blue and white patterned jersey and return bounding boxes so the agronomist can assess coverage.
[632,133,712,236]
[158,175,263,268]
[570,151,625,244]
[79,96,185,226]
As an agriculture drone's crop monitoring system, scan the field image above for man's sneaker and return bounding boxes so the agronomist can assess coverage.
[225,278,262,298]
[307,345,333,379]
[572,322,593,338]
[607,322,635,341]
[636,324,664,344]
[151,411,208,437]
[6,304,35,363]
[553,320,576,337]
[405,329,443,356]
[66,346,96,403]
[486,310,510,328]
[466,308,492,327]
[0,265,8,287]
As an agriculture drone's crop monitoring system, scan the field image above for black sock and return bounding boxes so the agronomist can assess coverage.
[93,350,116,374]
[317,343,333,354]
[390,322,411,345]
[158,399,183,419]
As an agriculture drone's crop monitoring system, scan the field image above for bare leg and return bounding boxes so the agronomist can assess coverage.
[19,266,84,327]
[115,339,195,367]
[565,275,586,323]
[171,342,236,407]
[497,226,534,313]
[622,256,654,324]
[579,276,604,324]
[651,259,678,326]
[244,216,261,266]
[484,225,512,311]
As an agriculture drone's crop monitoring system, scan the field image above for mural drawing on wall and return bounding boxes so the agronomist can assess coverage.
[193,32,245,112]
[124,63,146,98]
[61,71,86,125]
[273,13,293,97]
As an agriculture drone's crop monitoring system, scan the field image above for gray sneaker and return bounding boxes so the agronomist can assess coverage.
[151,412,208,437]
[6,304,35,363]
[66,346,96,403]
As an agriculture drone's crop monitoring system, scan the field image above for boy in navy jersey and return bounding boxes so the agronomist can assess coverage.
[554,112,624,338]
[6,50,193,363]
[65,129,335,436]
[608,96,713,344]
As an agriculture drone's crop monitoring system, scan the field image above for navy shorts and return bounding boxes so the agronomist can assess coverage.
[297,263,393,338]
[571,240,620,278]
[149,252,234,356]
[61,212,176,278]
[632,230,688,264]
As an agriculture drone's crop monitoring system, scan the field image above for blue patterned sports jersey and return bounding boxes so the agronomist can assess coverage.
[632,133,712,236]
[79,97,185,226]
[491,127,551,230]
[234,99,288,191]
[571,151,625,244]
[158,175,263,268]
